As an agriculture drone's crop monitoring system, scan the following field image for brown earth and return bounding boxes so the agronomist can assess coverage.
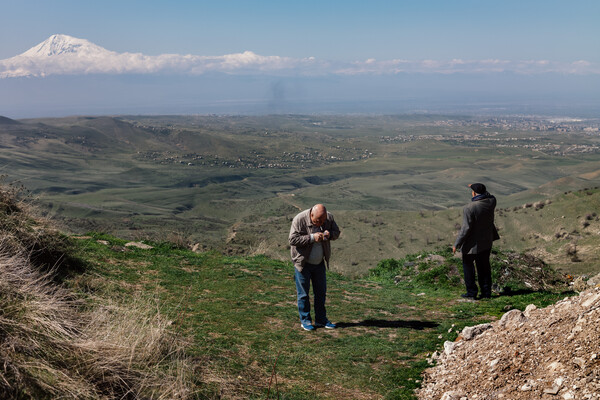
[417,288,600,400]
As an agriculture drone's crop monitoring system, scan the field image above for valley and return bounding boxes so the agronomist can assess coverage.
[1,113,599,276]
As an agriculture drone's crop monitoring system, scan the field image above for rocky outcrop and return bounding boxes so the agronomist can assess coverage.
[418,288,600,400]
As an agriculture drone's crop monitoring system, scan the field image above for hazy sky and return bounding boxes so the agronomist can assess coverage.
[2,0,599,63]
[1,0,599,118]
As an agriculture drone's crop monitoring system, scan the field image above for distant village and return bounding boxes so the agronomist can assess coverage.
[136,148,372,169]
[380,116,600,156]
[134,116,600,168]
[435,116,600,133]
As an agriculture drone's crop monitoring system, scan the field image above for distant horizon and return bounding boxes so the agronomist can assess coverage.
[2,71,600,120]
[2,1,599,119]
[5,99,600,120]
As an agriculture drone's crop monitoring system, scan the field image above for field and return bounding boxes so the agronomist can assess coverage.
[1,113,597,399]
[1,113,600,275]
[69,235,571,399]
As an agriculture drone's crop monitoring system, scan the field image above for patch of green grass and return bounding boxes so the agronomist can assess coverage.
[69,235,572,399]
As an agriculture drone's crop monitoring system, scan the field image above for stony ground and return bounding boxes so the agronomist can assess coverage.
[417,287,600,400]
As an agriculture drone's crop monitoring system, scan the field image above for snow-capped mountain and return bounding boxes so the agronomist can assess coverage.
[21,34,113,58]
[0,34,308,78]
[0,34,596,79]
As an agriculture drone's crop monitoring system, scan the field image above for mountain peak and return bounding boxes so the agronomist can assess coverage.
[21,34,110,58]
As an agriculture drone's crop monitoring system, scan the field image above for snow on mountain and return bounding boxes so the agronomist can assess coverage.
[22,34,113,58]
[0,34,597,78]
[0,34,310,78]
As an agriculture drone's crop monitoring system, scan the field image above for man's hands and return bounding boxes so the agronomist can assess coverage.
[314,230,330,242]
[452,246,457,254]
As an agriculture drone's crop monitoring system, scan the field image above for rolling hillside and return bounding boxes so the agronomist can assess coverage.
[1,114,599,276]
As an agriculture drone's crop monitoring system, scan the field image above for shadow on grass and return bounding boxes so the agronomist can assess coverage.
[336,319,439,330]
[497,288,576,297]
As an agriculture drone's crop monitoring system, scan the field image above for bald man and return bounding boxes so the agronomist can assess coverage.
[289,204,340,331]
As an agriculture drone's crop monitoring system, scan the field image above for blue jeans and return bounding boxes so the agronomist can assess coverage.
[294,261,327,324]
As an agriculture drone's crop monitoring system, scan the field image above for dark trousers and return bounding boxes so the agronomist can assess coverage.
[462,249,492,297]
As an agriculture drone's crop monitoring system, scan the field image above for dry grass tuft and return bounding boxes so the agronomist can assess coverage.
[0,182,195,399]
[0,242,194,399]
[0,180,79,275]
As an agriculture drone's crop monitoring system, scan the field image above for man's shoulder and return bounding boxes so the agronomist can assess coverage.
[477,195,497,208]
[292,209,311,223]
[464,201,477,211]
[467,197,496,214]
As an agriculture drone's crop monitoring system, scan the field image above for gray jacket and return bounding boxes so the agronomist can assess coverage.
[454,194,499,255]
[289,208,340,271]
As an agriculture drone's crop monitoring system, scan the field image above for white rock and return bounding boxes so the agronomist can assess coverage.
[441,391,465,400]
[548,361,564,373]
[544,385,560,395]
[587,272,600,286]
[499,309,527,329]
[461,323,493,340]
[524,304,537,317]
[521,383,532,391]
[444,341,457,356]
[582,293,600,308]
[125,241,154,249]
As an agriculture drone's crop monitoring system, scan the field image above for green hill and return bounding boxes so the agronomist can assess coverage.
[1,114,600,278]
[0,181,577,399]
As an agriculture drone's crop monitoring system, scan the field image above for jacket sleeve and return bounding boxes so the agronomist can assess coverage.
[454,207,472,249]
[289,215,312,247]
[327,213,340,241]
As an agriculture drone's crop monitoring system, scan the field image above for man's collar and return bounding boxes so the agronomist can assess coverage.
[472,192,491,201]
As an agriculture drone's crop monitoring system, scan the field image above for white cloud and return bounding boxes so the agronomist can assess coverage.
[1,34,599,78]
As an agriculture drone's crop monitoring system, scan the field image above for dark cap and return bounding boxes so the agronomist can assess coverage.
[469,183,486,194]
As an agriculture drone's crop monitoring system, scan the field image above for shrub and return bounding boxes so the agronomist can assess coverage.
[371,249,566,293]
[371,258,402,279]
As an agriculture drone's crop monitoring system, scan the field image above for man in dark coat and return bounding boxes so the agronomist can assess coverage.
[453,183,499,300]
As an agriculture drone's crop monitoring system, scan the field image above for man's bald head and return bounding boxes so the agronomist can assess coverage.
[310,204,327,227]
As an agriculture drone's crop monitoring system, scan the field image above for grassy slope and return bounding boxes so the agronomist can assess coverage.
[232,187,600,277]
[70,235,571,399]
[2,115,600,277]
[496,187,600,275]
